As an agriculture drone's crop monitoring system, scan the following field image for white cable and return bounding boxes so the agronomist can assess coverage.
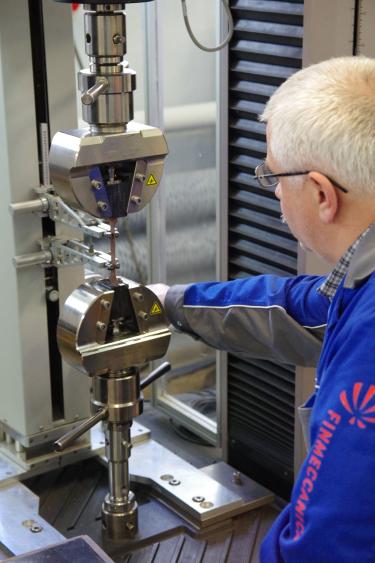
[181,0,233,53]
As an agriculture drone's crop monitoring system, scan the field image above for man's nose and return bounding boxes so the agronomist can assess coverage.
[275,183,281,200]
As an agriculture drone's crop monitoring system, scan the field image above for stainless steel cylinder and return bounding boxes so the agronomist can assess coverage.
[85,11,126,60]
[79,5,136,130]
[91,371,143,423]
[102,422,138,538]
[102,490,138,538]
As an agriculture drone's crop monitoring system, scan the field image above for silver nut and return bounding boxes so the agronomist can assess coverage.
[96,321,106,331]
[169,479,181,486]
[133,292,144,303]
[30,524,43,533]
[138,311,149,321]
[97,201,108,211]
[192,496,205,503]
[135,173,146,182]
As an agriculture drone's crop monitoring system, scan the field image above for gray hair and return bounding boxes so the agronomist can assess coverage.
[260,56,375,196]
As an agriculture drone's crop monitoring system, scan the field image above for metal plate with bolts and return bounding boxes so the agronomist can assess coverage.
[0,482,65,557]
[107,439,273,527]
[0,421,150,486]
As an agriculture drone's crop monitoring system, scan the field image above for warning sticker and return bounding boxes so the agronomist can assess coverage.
[146,174,158,186]
[150,301,162,316]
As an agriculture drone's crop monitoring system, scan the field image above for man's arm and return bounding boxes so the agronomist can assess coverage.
[159,274,330,367]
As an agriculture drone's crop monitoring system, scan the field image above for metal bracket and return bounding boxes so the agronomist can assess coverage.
[13,237,117,270]
[43,238,117,269]
[10,187,117,240]
[43,191,115,239]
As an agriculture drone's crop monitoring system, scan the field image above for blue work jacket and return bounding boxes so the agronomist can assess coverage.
[165,227,375,562]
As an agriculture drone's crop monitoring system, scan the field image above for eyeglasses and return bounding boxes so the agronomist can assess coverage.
[254,162,349,193]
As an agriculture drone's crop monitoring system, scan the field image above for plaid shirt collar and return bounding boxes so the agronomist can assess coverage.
[317,226,372,300]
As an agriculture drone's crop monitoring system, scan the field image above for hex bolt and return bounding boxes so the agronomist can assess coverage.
[96,321,106,331]
[192,496,205,503]
[30,524,43,533]
[91,179,101,190]
[133,292,144,303]
[130,195,142,205]
[169,479,181,486]
[138,311,149,321]
[135,173,146,182]
[100,299,111,310]
[97,201,108,211]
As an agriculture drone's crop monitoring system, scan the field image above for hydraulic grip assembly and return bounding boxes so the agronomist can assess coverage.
[49,1,171,539]
[55,278,171,538]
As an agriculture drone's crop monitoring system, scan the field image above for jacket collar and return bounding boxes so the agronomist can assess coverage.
[344,222,375,288]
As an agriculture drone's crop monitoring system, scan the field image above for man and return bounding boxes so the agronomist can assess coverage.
[151,57,375,561]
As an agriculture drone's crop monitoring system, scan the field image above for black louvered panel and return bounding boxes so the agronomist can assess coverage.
[228,0,304,499]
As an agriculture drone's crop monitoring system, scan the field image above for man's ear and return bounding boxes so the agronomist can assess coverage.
[308,171,339,224]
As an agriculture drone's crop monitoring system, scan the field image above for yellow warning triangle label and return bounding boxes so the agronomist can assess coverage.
[150,301,162,316]
[146,174,158,186]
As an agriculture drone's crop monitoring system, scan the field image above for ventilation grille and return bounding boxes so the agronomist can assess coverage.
[227,0,304,498]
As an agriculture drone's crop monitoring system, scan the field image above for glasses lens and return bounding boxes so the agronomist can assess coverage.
[255,162,278,188]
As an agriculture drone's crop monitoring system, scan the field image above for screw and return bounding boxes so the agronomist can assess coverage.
[96,321,106,331]
[138,311,149,321]
[97,201,108,211]
[133,292,144,303]
[233,471,243,485]
[160,474,174,481]
[47,289,59,303]
[113,34,125,45]
[130,195,142,205]
[30,524,43,533]
[169,479,181,486]
[91,179,101,190]
[135,173,146,182]
[192,496,205,503]
[200,501,214,509]
[101,299,111,310]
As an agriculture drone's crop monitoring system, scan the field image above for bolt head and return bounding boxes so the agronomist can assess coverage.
[100,299,111,310]
[169,479,181,486]
[130,195,142,205]
[91,179,101,190]
[200,501,214,509]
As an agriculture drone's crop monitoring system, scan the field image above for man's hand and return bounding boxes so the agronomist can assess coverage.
[147,283,170,307]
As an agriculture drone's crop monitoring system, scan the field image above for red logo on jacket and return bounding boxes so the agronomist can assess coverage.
[340,382,375,429]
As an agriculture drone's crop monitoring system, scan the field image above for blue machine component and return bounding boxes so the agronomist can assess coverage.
[89,166,113,219]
